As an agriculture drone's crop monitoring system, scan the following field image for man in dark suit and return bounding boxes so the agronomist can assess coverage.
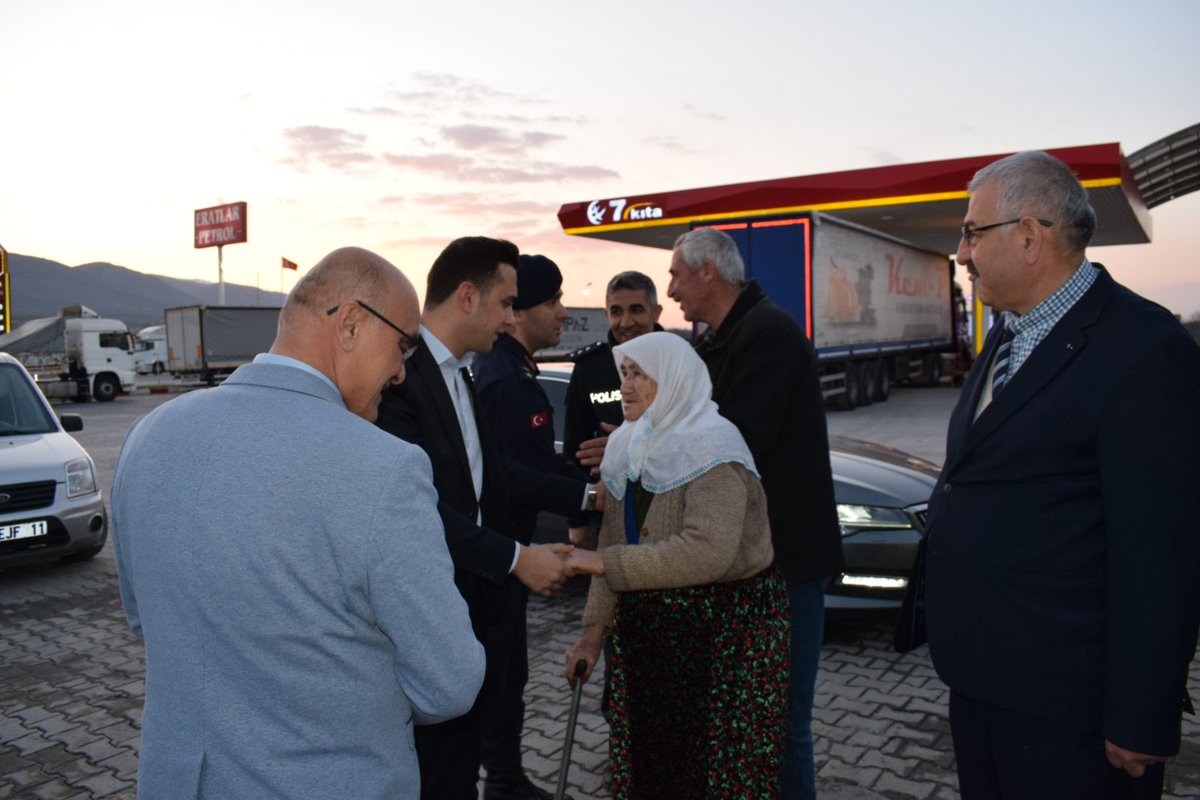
[376,237,592,800]
[924,151,1200,799]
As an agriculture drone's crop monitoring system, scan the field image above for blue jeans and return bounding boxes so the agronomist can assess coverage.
[781,578,826,800]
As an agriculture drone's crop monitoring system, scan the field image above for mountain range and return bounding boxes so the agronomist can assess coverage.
[4,253,286,332]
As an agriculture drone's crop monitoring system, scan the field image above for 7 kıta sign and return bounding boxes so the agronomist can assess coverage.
[194,202,248,248]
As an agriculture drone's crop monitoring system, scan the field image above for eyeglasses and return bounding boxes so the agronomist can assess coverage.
[961,217,1053,245]
[326,300,422,361]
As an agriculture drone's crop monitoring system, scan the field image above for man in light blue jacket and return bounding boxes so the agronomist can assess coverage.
[111,247,485,799]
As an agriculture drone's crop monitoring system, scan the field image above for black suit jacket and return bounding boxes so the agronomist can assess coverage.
[924,265,1200,756]
[376,344,584,604]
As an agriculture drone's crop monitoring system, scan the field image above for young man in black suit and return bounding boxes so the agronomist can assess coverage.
[376,237,591,800]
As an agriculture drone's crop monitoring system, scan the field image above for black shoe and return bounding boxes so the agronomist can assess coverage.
[482,771,568,800]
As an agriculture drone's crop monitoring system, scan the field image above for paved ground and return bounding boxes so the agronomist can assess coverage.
[1,385,1197,798]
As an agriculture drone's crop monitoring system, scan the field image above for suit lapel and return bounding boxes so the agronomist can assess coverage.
[950,269,1114,468]
[412,345,475,485]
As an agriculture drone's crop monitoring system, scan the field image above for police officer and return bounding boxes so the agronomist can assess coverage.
[563,270,664,483]
[472,253,589,800]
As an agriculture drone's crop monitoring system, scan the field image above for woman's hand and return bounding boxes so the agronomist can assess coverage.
[565,548,605,576]
[564,626,604,686]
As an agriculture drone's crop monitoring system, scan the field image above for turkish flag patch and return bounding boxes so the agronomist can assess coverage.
[530,411,550,429]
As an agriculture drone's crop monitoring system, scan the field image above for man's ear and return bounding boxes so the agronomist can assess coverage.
[331,302,363,351]
[1019,217,1046,265]
[456,281,478,314]
[651,304,663,323]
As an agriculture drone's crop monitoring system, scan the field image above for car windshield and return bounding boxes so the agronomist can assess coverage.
[0,364,58,435]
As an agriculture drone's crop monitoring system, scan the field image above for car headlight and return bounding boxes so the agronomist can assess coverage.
[837,504,912,537]
[66,458,97,498]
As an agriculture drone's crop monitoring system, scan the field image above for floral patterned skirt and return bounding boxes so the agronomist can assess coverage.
[608,568,790,800]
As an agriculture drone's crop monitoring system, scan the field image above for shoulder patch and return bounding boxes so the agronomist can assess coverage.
[566,340,608,361]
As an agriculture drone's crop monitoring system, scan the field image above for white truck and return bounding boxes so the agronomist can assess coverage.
[133,325,168,375]
[0,305,136,401]
[166,305,280,384]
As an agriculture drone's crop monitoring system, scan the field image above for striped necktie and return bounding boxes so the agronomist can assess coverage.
[991,326,1016,395]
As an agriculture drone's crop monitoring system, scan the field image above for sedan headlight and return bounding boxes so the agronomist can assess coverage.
[66,457,97,498]
[837,504,912,537]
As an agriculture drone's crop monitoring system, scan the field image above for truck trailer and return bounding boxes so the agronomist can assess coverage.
[0,305,136,402]
[703,212,957,407]
[165,305,281,384]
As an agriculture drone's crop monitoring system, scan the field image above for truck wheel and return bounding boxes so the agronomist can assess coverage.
[922,354,943,387]
[858,362,874,407]
[93,374,120,402]
[838,363,860,410]
[875,360,892,402]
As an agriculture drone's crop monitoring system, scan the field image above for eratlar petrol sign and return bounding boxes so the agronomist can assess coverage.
[194,202,248,248]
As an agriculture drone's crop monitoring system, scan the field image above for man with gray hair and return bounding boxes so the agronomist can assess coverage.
[920,151,1200,798]
[667,226,843,800]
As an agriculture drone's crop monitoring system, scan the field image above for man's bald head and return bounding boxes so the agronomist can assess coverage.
[272,247,420,421]
[282,247,396,326]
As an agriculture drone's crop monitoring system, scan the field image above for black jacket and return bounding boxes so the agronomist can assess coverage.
[695,280,843,584]
[376,344,582,608]
[924,266,1200,755]
[472,333,586,539]
[562,331,623,470]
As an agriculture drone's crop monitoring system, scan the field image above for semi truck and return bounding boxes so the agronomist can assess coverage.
[0,305,136,401]
[165,305,280,384]
[133,325,168,375]
[705,212,958,408]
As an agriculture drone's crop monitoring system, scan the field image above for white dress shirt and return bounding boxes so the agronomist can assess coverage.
[421,326,521,572]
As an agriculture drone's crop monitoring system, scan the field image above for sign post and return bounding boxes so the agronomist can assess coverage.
[0,243,9,334]
[194,202,248,304]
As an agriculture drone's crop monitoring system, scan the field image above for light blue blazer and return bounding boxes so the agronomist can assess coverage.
[111,361,484,799]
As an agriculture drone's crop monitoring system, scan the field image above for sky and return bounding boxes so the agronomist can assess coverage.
[3,0,1199,328]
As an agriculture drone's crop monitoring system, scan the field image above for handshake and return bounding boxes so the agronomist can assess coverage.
[514,544,605,597]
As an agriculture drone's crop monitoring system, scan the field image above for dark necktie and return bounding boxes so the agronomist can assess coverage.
[991,326,1016,395]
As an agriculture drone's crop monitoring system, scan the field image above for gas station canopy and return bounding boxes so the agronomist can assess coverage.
[558,142,1155,255]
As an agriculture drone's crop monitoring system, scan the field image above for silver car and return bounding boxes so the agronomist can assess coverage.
[0,353,107,568]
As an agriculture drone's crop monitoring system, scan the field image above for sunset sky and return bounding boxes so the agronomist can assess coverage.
[4,0,1198,326]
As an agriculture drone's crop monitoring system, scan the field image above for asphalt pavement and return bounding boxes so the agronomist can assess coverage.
[1,384,1197,799]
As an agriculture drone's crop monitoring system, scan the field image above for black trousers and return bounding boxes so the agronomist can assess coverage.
[415,707,481,800]
[479,577,530,776]
[949,690,1166,800]
[415,576,528,800]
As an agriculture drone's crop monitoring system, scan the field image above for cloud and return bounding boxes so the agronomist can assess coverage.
[382,152,618,184]
[400,193,556,218]
[682,104,727,122]
[391,72,542,110]
[382,153,475,173]
[282,126,374,170]
[348,106,406,117]
[440,124,564,155]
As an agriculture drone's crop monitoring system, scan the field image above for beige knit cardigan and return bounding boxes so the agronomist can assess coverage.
[581,462,776,630]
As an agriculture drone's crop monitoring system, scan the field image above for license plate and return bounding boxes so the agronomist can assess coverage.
[0,520,49,542]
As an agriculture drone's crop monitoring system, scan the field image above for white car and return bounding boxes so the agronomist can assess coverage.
[0,352,107,568]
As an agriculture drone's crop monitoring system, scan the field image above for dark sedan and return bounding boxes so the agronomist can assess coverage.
[536,367,939,611]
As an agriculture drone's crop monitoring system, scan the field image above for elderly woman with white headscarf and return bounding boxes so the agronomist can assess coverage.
[564,331,790,800]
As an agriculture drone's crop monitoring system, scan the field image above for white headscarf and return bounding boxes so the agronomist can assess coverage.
[599,332,758,501]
